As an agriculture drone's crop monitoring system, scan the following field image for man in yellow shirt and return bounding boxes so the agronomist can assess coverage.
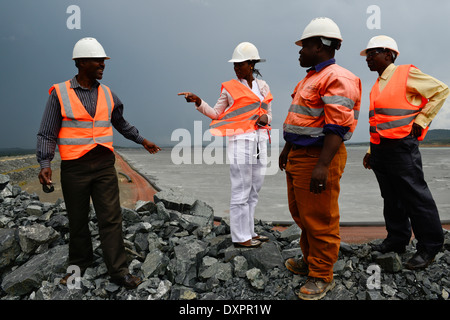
[361,35,449,270]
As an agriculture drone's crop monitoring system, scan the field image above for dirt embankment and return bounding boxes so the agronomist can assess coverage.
[0,153,156,209]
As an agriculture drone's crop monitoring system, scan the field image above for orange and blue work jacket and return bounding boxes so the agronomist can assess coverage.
[209,79,273,136]
[369,64,428,144]
[49,80,115,160]
[283,59,361,146]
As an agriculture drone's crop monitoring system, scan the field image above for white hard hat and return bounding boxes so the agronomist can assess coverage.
[72,37,110,60]
[228,42,265,63]
[296,17,342,46]
[360,35,399,57]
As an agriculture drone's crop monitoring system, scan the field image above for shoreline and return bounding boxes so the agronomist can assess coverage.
[1,151,449,244]
[114,152,450,244]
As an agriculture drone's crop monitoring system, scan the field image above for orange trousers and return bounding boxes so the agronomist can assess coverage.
[285,143,347,282]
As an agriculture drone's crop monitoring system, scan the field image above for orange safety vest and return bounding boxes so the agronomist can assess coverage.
[209,79,273,136]
[369,64,428,144]
[283,64,361,140]
[49,80,115,160]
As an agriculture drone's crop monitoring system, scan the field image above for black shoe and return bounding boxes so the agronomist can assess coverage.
[372,241,406,254]
[404,251,435,270]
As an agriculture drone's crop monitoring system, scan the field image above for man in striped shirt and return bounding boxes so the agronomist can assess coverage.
[36,38,160,289]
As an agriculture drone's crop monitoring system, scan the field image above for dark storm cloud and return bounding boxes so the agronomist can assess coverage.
[1,0,449,149]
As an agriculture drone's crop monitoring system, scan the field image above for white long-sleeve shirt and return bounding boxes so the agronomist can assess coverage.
[196,78,272,141]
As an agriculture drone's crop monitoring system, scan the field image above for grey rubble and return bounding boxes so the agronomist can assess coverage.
[1,174,450,301]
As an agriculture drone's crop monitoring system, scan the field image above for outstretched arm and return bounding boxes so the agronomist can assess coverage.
[142,138,161,154]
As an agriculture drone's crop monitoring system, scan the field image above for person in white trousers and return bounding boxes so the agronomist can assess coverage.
[179,42,273,247]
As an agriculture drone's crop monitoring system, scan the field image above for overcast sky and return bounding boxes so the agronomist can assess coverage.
[1,0,449,149]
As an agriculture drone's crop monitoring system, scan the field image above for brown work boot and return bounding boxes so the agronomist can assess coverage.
[298,277,336,300]
[111,273,143,290]
[285,257,308,275]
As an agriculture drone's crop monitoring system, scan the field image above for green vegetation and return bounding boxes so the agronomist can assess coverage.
[421,129,450,146]
[0,148,36,157]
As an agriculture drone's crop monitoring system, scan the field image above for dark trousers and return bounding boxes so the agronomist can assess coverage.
[370,136,444,256]
[60,146,128,278]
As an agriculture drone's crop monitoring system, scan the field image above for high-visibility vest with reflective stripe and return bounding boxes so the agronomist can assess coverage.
[283,64,361,140]
[50,80,115,160]
[369,64,428,144]
[209,79,273,136]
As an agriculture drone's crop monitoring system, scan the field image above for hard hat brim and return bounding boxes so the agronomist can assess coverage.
[228,58,266,63]
[295,37,342,47]
[72,56,110,60]
[359,48,400,57]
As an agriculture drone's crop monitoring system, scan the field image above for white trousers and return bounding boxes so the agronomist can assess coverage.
[227,138,267,243]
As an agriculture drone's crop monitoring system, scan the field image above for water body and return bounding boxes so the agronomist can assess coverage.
[117,146,450,225]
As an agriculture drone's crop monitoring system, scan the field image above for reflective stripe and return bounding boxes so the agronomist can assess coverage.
[220,102,260,120]
[61,120,110,128]
[370,126,377,133]
[100,84,112,120]
[61,121,92,128]
[94,120,111,127]
[369,110,375,118]
[95,136,114,143]
[321,95,355,110]
[261,102,269,111]
[343,131,353,140]
[58,82,75,119]
[288,104,324,118]
[283,123,324,137]
[374,108,418,116]
[376,115,416,131]
[210,115,258,129]
[353,109,360,120]
[58,137,93,145]
[57,135,113,145]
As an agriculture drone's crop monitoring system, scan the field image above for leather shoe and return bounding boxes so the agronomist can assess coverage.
[252,235,269,242]
[285,257,308,275]
[59,273,72,285]
[233,239,261,248]
[404,251,435,270]
[111,273,143,289]
[372,241,406,254]
[297,277,336,300]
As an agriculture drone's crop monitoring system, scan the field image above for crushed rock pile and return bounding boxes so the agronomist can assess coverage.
[1,173,450,301]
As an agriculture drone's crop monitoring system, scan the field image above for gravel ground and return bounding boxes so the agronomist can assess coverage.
[1,153,450,305]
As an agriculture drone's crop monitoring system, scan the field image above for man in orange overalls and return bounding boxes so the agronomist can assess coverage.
[279,18,361,300]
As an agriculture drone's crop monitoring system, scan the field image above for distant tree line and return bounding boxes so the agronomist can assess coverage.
[2,129,450,157]
[421,129,450,145]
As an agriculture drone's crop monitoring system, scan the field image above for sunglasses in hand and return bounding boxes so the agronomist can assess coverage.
[42,183,55,193]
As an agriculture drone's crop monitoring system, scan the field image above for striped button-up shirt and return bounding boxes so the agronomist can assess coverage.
[37,76,144,169]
